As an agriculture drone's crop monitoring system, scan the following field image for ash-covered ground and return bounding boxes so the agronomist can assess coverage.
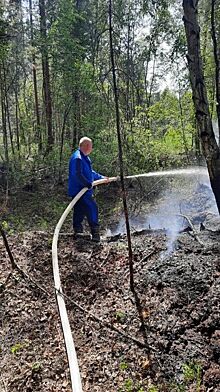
[1,229,220,391]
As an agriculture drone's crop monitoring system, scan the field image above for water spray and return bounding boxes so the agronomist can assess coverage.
[94,167,208,186]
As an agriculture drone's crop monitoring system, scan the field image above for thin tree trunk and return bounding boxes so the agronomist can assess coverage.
[178,95,190,162]
[14,89,20,154]
[183,0,220,212]
[144,40,152,103]
[72,90,79,148]
[126,13,131,122]
[39,0,53,153]
[59,103,72,181]
[5,93,15,157]
[109,0,134,292]
[177,70,190,162]
[3,65,15,157]
[29,0,42,152]
[147,54,156,108]
[0,64,9,164]
[131,24,136,115]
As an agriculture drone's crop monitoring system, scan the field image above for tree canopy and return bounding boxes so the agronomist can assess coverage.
[0,0,219,191]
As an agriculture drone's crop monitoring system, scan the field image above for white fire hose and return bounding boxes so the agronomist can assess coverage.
[52,177,118,392]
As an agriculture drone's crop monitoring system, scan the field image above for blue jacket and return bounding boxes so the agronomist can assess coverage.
[68,149,104,197]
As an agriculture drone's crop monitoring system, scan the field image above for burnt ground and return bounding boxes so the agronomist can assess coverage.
[0,227,220,392]
[0,174,220,391]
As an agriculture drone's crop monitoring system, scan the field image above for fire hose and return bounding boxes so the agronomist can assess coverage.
[52,177,118,392]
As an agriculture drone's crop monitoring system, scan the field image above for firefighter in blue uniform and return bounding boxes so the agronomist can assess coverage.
[68,137,108,242]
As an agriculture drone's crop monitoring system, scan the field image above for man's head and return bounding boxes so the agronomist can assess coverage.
[79,137,93,156]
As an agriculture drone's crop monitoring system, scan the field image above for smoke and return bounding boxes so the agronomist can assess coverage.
[110,189,187,259]
[107,167,217,258]
[145,194,185,259]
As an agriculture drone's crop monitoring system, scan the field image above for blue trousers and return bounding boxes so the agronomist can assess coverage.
[73,194,99,230]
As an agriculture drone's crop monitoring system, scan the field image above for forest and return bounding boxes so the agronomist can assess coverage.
[0,0,220,391]
[0,0,212,181]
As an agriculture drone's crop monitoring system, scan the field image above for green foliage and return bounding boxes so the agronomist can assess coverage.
[92,131,118,176]
[120,361,129,371]
[0,220,14,235]
[113,89,197,175]
[0,7,10,60]
[116,362,203,392]
[37,217,50,230]
[164,362,203,392]
[10,342,24,354]
[148,386,159,392]
[115,310,127,324]
[182,362,202,391]
[49,0,85,76]
[119,379,146,392]
[167,382,185,392]
[183,363,195,383]
[32,362,42,372]
[1,220,9,231]
[123,379,133,392]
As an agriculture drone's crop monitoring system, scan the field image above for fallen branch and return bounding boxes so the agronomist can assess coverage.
[59,289,150,350]
[177,213,205,246]
[0,224,16,269]
[0,226,49,296]
[139,249,159,264]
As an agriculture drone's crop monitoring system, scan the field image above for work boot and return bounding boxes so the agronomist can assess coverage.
[74,226,84,238]
[91,227,100,242]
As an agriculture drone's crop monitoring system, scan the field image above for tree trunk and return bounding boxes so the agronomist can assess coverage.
[177,68,190,162]
[125,13,131,122]
[147,54,156,108]
[59,103,72,181]
[0,64,9,164]
[109,0,134,292]
[72,89,79,148]
[211,0,220,143]
[14,89,20,154]
[39,0,53,153]
[3,65,15,157]
[183,0,220,213]
[29,0,42,152]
